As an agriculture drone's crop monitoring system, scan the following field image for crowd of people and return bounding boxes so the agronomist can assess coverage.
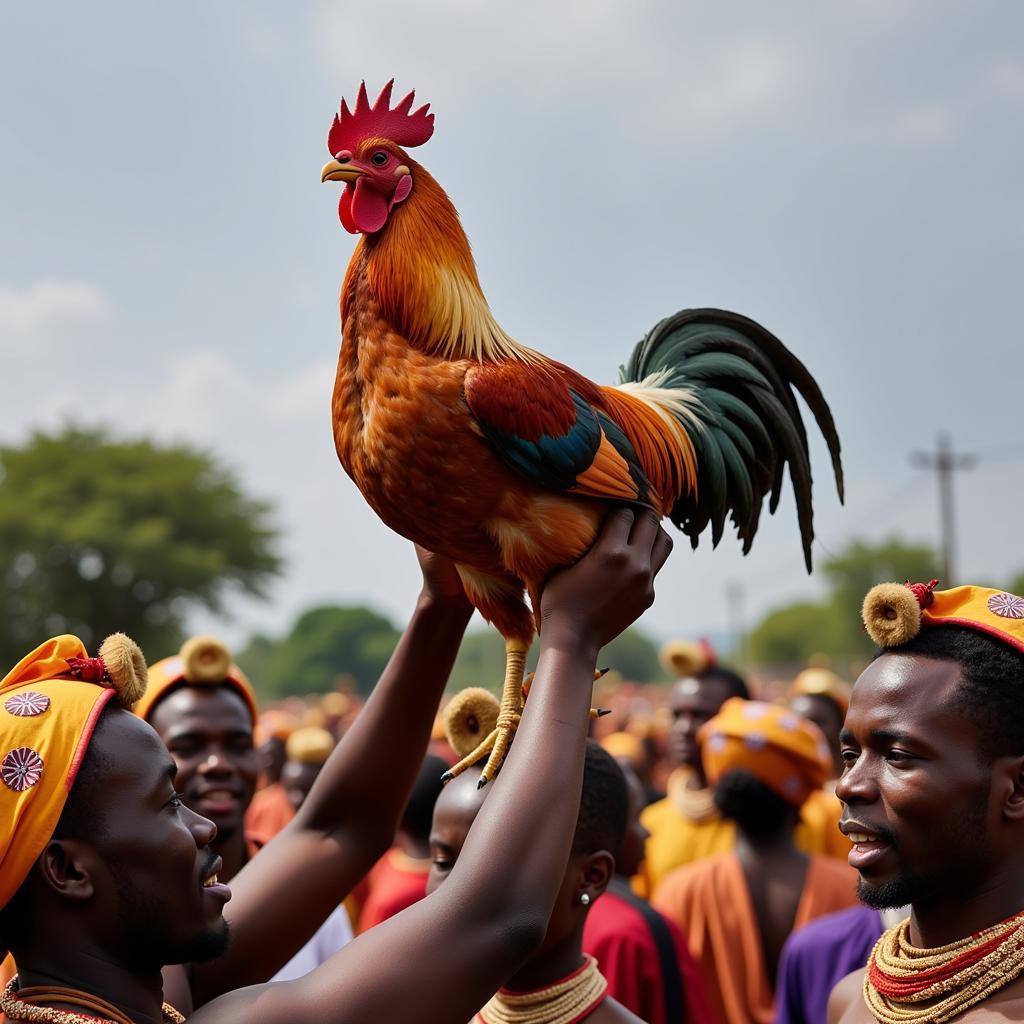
[2,513,1024,1022]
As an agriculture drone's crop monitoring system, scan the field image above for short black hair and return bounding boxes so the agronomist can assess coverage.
[402,754,449,844]
[572,741,628,856]
[884,626,1024,761]
[54,704,116,840]
[701,665,750,702]
[714,769,792,834]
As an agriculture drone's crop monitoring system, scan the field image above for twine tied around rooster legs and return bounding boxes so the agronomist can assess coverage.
[478,639,530,788]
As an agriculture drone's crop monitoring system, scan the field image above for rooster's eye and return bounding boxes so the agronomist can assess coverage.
[371,152,389,167]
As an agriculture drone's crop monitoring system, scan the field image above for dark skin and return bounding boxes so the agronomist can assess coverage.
[667,676,735,784]
[730,799,807,984]
[258,735,287,786]
[789,693,844,778]
[11,712,228,1024]
[427,766,642,1023]
[14,509,669,1024]
[280,759,322,813]
[827,653,1024,1023]
[615,763,651,880]
[167,545,476,1010]
[149,687,260,884]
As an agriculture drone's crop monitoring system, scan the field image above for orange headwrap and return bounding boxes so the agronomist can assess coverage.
[0,634,146,914]
[863,582,1024,655]
[135,635,257,725]
[699,698,831,807]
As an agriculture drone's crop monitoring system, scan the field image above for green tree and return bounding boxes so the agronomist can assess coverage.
[238,605,401,699]
[746,536,939,671]
[747,601,845,666]
[0,427,280,667]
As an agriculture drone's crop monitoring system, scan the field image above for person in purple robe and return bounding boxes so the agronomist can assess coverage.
[773,905,886,1024]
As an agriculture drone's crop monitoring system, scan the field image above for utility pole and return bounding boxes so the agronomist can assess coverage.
[910,435,977,586]
[726,580,746,667]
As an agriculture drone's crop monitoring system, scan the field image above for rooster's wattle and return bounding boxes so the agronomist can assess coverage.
[321,82,844,783]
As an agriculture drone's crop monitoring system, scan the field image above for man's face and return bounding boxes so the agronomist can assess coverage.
[83,710,231,966]
[426,770,583,951]
[281,760,322,813]
[837,654,996,909]
[149,687,258,843]
[668,677,731,769]
[789,693,844,774]
[426,769,487,896]
[258,735,287,786]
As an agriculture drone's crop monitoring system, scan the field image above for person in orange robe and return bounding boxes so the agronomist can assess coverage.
[358,753,447,932]
[639,647,846,896]
[652,698,859,1024]
[245,710,298,844]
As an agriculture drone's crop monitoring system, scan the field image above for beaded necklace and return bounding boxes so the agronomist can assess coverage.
[1,978,185,1024]
[667,767,717,823]
[476,955,608,1024]
[864,909,1024,1023]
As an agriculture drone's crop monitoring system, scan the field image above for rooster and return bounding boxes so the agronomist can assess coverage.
[321,82,843,784]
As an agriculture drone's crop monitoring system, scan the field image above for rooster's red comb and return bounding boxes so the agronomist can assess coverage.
[328,80,434,156]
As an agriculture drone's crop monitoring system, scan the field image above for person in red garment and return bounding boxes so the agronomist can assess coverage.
[583,761,713,1024]
[358,753,447,932]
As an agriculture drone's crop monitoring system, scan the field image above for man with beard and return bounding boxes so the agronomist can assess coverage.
[0,509,670,1023]
[830,582,1024,1023]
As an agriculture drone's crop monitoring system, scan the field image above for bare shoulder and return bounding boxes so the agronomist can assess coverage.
[591,996,644,1023]
[828,968,868,1024]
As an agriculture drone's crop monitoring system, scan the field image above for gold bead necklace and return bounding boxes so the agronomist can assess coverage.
[476,955,608,1024]
[1,978,185,1024]
[864,910,1024,1023]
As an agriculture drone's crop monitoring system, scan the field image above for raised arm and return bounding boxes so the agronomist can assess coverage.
[188,548,474,1003]
[193,508,672,1024]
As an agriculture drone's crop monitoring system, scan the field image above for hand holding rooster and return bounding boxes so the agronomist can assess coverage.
[321,82,843,785]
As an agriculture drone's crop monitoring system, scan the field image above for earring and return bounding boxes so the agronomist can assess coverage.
[579,893,591,906]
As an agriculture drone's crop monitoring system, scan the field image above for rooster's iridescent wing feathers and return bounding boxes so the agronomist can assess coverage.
[464,362,652,504]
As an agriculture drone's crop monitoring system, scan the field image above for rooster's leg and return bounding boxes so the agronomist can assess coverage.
[440,727,500,784]
[478,637,529,787]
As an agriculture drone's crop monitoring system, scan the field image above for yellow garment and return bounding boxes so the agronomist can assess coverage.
[136,636,257,724]
[637,770,847,895]
[700,698,831,807]
[652,852,859,1024]
[0,637,119,914]
[800,787,849,860]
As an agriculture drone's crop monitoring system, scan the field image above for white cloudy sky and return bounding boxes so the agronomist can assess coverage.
[2,2,1022,651]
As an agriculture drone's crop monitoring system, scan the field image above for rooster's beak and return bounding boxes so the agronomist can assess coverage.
[321,160,364,184]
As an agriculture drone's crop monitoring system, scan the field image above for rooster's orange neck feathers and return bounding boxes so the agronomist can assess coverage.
[348,160,539,365]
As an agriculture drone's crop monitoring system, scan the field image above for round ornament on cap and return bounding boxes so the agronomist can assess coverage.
[4,691,51,717]
[2,747,44,792]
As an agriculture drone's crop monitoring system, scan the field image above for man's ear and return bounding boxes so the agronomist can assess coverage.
[577,850,615,906]
[36,839,99,903]
[999,755,1024,822]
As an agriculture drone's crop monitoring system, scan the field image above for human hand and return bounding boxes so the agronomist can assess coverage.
[415,545,472,611]
[539,507,672,655]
